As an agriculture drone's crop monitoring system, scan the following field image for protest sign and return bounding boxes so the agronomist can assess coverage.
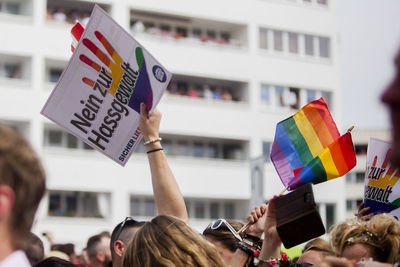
[364,138,400,219]
[41,5,171,166]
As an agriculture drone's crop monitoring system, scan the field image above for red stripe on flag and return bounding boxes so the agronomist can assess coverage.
[338,132,356,171]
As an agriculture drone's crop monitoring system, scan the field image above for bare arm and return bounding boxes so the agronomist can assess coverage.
[258,196,282,267]
[139,103,188,223]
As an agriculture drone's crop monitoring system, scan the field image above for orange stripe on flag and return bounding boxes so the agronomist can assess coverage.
[311,100,340,141]
[303,103,335,147]
[329,138,349,175]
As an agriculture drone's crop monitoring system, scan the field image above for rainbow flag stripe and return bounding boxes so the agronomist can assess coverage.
[270,98,356,190]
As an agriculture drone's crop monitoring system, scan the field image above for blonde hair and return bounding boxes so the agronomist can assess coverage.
[329,213,400,263]
[302,238,333,254]
[0,124,46,249]
[122,215,226,267]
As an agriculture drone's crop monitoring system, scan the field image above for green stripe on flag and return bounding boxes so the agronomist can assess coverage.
[282,117,313,166]
[310,157,327,184]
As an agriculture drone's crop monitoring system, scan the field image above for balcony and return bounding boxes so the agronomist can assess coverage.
[0,0,33,22]
[165,74,248,103]
[130,9,247,50]
[46,0,110,26]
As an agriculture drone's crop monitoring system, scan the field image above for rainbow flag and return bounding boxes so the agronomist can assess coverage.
[270,98,356,190]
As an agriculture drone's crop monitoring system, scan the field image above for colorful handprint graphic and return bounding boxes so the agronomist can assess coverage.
[72,22,153,114]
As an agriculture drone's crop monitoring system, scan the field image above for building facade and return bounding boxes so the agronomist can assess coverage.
[0,0,348,250]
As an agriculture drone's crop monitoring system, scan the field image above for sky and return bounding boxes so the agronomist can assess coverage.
[336,0,400,130]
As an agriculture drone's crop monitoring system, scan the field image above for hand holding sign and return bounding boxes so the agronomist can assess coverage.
[79,30,153,114]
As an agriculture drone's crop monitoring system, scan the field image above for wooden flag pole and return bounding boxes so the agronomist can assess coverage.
[347,125,354,132]
[280,185,289,195]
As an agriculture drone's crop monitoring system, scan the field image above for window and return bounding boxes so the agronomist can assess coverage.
[306,90,317,103]
[48,190,109,218]
[207,144,218,158]
[289,87,300,109]
[130,199,140,216]
[4,63,21,78]
[175,27,187,38]
[273,30,283,51]
[275,86,285,107]
[144,199,156,216]
[193,142,204,157]
[288,33,298,54]
[48,130,62,147]
[356,172,365,183]
[192,28,202,38]
[207,30,216,40]
[262,142,271,162]
[319,37,330,58]
[260,84,270,105]
[49,68,63,83]
[130,197,157,217]
[259,28,268,49]
[210,202,219,219]
[44,128,94,150]
[355,144,368,155]
[305,35,314,56]
[194,202,206,218]
[224,203,235,219]
[321,91,331,107]
[0,0,21,15]
[326,203,335,229]
[221,32,231,43]
[346,200,352,211]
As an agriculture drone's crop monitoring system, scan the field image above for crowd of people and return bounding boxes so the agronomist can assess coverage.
[47,8,90,26]
[166,81,237,101]
[0,42,400,267]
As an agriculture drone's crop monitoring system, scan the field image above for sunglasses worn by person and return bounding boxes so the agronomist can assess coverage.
[206,219,243,241]
[114,217,141,241]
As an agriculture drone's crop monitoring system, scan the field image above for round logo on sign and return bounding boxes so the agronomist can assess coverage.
[152,65,167,83]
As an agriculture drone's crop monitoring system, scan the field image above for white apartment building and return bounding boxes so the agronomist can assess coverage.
[0,0,349,250]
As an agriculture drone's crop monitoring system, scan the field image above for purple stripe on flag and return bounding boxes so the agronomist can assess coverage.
[271,138,295,186]
[275,123,303,169]
[288,165,314,189]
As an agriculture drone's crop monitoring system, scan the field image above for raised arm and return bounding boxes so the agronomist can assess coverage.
[139,103,188,223]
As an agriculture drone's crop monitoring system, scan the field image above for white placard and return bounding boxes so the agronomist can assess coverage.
[41,5,171,166]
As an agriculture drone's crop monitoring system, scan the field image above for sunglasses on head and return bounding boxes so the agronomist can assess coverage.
[114,217,140,241]
[206,219,243,241]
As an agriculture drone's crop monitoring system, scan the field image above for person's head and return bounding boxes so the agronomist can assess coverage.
[86,233,112,267]
[0,123,46,249]
[329,213,400,263]
[296,238,334,265]
[24,232,44,265]
[34,256,77,267]
[50,243,77,264]
[110,217,145,267]
[202,219,244,263]
[122,215,226,267]
[381,48,400,167]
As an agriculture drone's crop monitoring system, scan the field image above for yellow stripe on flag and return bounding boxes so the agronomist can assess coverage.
[319,148,339,180]
[293,110,324,157]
